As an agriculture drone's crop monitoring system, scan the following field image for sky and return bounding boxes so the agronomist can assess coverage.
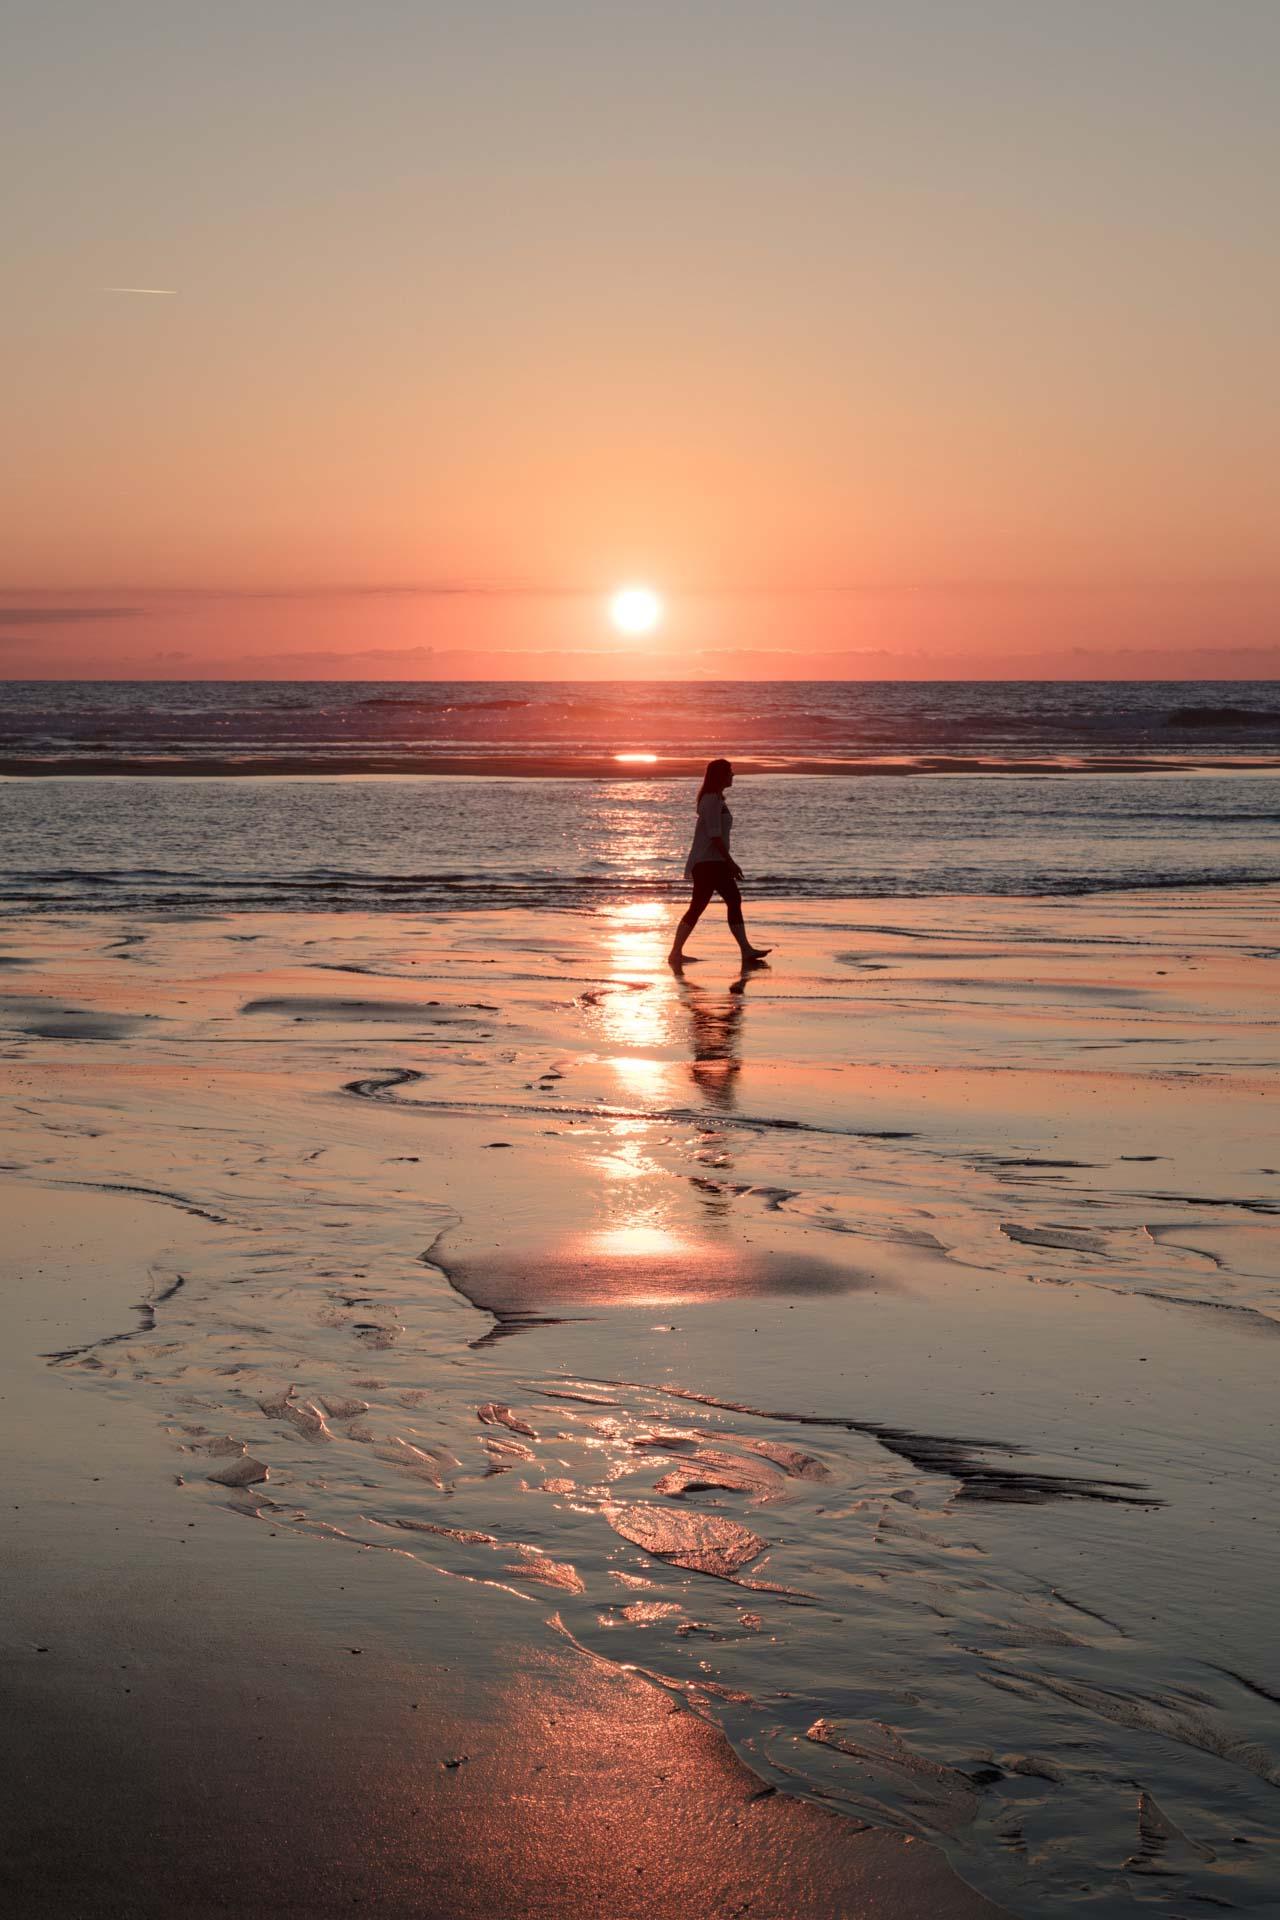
[2,0,1278,680]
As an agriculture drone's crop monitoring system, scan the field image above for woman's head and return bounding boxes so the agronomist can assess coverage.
[698,757,733,800]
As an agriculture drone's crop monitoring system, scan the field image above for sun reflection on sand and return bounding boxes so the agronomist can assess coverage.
[589,1224,693,1260]
[588,895,759,1120]
[591,1219,713,1308]
[588,1118,661,1183]
[596,899,676,1059]
[610,1053,675,1102]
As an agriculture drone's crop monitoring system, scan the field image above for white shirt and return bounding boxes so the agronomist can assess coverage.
[685,791,733,877]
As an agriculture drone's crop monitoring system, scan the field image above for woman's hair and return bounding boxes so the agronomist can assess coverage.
[697,757,733,802]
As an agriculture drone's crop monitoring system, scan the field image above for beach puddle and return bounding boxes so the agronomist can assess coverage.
[428,1229,869,1321]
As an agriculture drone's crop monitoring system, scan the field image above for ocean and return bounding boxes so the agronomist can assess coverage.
[4,677,1279,766]
[1,680,1278,915]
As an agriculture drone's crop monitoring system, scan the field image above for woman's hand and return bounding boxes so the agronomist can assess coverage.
[731,862,744,881]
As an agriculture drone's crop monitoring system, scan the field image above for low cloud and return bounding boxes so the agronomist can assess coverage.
[0,606,140,627]
[1067,642,1280,663]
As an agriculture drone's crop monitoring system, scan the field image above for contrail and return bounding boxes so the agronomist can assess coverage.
[105,286,178,296]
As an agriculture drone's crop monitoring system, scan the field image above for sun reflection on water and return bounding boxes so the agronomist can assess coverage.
[573,1222,723,1307]
[610,1054,675,1102]
[588,1118,661,1183]
[589,1224,692,1260]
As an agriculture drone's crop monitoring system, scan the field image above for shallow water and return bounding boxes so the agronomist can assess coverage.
[3,768,1280,913]
[3,896,1277,1915]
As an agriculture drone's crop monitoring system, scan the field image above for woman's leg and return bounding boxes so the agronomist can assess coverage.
[718,871,771,964]
[668,870,715,964]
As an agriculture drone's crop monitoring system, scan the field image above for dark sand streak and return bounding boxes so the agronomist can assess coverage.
[418,1231,576,1346]
[61,1177,235,1225]
[592,1382,1160,1507]
[1136,1289,1280,1331]
[342,1068,917,1142]
[1210,1665,1280,1707]
[43,1270,187,1362]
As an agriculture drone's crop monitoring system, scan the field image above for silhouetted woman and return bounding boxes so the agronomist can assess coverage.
[667,758,771,969]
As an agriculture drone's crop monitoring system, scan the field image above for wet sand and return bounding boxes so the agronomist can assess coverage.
[2,891,1278,1915]
[1,1186,999,1919]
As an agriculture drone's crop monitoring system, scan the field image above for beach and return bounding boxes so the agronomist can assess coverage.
[2,884,1277,1916]
[8,0,1280,1894]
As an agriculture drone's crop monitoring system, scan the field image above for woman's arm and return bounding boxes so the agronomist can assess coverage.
[711,832,743,877]
[709,807,743,877]
[704,794,742,875]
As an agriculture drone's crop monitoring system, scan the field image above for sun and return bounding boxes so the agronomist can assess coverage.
[608,584,664,636]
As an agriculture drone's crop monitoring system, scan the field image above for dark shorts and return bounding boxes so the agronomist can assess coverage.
[686,859,743,918]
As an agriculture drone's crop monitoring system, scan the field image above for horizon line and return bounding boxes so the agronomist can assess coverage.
[5,577,1280,603]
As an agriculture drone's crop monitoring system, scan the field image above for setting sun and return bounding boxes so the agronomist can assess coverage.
[608,584,664,636]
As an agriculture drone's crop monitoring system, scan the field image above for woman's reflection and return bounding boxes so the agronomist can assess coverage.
[676,970,750,1110]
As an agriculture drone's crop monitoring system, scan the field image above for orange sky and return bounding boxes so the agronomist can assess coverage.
[3,3,1278,679]
[4,582,1279,682]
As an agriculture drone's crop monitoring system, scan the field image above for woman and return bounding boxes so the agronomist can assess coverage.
[667,758,771,968]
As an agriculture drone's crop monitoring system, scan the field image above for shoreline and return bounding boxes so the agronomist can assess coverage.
[4,750,1280,779]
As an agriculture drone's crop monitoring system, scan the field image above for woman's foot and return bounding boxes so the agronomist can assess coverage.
[741,947,772,965]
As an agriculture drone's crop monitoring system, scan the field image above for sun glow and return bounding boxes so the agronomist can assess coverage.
[608,584,664,636]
